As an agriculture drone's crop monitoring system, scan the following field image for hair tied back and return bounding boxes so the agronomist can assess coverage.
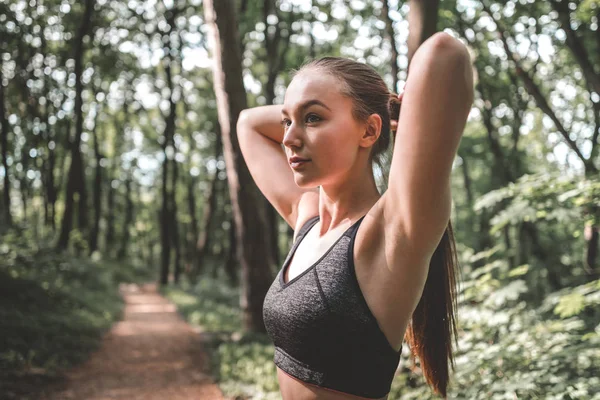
[388,92,401,129]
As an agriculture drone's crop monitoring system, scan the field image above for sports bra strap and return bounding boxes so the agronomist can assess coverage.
[294,215,319,243]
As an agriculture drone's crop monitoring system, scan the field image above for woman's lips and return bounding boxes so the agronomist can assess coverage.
[290,160,310,169]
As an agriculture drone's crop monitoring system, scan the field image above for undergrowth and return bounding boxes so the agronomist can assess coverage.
[0,229,154,399]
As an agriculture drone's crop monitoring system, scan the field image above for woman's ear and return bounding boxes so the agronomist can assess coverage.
[362,113,382,147]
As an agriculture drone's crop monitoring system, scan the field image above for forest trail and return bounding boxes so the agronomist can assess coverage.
[42,283,227,400]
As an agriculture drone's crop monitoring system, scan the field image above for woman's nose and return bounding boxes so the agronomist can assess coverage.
[282,123,302,149]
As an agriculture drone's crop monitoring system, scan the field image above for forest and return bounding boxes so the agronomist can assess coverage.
[1,0,599,399]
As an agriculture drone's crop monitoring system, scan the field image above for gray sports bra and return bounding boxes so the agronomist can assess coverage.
[262,215,401,399]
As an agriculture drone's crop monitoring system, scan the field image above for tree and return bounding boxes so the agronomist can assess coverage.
[57,0,95,250]
[158,2,178,285]
[407,0,441,66]
[204,0,276,332]
[382,0,401,93]
[0,55,12,231]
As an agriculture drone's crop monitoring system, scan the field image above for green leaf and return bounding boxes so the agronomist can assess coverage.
[554,293,586,318]
[508,264,530,277]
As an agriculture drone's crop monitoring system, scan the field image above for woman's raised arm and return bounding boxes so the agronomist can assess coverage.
[384,32,474,256]
[237,105,318,229]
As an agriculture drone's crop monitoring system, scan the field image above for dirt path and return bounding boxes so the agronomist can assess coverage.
[42,283,227,400]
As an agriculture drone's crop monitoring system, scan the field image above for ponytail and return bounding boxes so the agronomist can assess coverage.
[404,220,460,398]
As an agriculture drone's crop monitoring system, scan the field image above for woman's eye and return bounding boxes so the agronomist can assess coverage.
[281,118,291,128]
[305,114,321,123]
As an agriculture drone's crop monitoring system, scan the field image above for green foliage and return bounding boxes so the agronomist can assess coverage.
[215,338,280,400]
[164,277,281,400]
[577,0,600,22]
[4,0,600,399]
[386,247,600,399]
[475,172,600,233]
[554,292,586,318]
[0,229,151,397]
[163,279,242,332]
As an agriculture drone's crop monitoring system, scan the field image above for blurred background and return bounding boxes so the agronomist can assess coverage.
[0,0,599,399]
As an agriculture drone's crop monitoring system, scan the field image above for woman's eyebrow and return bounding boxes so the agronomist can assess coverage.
[282,99,331,115]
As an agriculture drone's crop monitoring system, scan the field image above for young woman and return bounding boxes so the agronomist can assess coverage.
[237,32,474,400]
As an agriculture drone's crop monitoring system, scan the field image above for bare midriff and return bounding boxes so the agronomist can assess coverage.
[277,367,389,400]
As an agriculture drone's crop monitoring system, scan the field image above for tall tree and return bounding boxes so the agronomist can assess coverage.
[204,0,275,332]
[171,143,182,283]
[382,0,401,93]
[117,172,134,260]
[159,2,178,285]
[105,99,128,256]
[57,0,95,250]
[407,0,441,66]
[89,104,103,255]
[0,56,12,230]
[189,128,222,282]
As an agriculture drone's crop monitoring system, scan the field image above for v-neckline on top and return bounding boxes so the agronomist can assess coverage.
[279,215,366,289]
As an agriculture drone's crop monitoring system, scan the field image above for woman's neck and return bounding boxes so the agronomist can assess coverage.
[317,167,380,237]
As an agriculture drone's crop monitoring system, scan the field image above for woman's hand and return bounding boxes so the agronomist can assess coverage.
[237,105,286,144]
[390,91,404,132]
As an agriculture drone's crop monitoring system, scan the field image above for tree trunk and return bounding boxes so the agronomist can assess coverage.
[503,226,515,269]
[193,170,218,280]
[46,138,57,230]
[89,107,102,255]
[460,153,473,207]
[42,99,58,231]
[517,222,529,267]
[583,198,599,274]
[522,222,562,293]
[39,18,54,231]
[0,57,12,230]
[585,224,599,273]
[16,41,34,226]
[105,174,115,255]
[160,161,171,285]
[56,0,94,250]
[383,0,400,92]
[75,148,88,233]
[477,210,492,253]
[225,214,239,286]
[191,131,222,282]
[407,0,440,67]
[159,3,178,285]
[117,175,134,259]
[105,103,127,256]
[187,174,199,277]
[171,153,181,283]
[308,1,317,59]
[205,0,275,332]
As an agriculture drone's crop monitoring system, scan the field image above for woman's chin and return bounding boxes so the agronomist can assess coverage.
[294,175,318,189]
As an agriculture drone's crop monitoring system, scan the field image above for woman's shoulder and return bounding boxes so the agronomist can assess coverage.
[292,191,319,242]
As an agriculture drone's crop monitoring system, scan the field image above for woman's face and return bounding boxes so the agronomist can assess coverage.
[282,71,367,189]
